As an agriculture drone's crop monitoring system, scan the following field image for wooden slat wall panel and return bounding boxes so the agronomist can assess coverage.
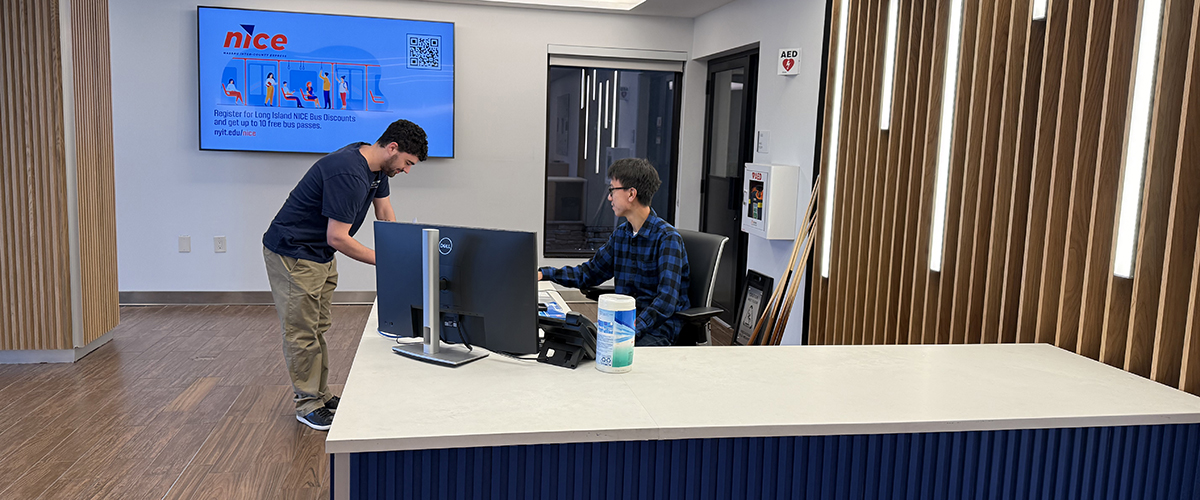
[1016,0,1070,346]
[1079,0,1138,361]
[889,0,935,345]
[877,0,918,346]
[1124,0,1194,379]
[937,0,988,346]
[811,0,1200,397]
[979,0,1034,345]
[957,0,1014,346]
[1164,0,1200,392]
[1055,0,1116,354]
[908,0,950,345]
[1035,0,1091,347]
[71,0,120,345]
[0,1,72,350]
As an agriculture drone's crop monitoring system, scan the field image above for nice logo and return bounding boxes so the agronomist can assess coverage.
[223,24,287,50]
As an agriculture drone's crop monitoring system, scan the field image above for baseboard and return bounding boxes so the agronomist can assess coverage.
[0,329,114,364]
[118,291,377,305]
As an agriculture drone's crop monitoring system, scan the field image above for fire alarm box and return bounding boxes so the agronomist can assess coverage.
[742,163,799,240]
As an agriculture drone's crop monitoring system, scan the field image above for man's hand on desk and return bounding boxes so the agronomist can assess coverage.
[537,270,543,280]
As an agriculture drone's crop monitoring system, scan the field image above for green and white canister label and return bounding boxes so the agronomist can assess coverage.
[596,294,636,373]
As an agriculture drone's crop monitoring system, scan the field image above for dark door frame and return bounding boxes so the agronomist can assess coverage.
[699,49,758,325]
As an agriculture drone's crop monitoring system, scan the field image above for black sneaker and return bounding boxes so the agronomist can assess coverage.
[297,407,335,431]
[324,396,340,412]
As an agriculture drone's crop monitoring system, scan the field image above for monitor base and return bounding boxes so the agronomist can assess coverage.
[392,343,488,367]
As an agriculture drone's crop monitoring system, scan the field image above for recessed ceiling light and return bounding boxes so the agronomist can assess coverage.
[481,0,645,10]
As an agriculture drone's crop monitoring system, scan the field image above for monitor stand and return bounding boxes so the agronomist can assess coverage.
[392,228,488,367]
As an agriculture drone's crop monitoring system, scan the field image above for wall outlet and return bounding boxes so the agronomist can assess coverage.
[179,236,191,253]
[214,236,226,253]
[757,130,770,154]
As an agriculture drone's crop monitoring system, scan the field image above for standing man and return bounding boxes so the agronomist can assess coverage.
[263,119,428,430]
[320,71,333,109]
[538,158,690,346]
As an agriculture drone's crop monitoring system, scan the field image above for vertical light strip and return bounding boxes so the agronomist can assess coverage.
[821,0,852,278]
[596,78,603,173]
[580,69,586,109]
[584,74,590,160]
[1032,0,1047,21]
[612,72,619,147]
[929,0,965,272]
[1114,0,1165,278]
[879,0,901,129]
[604,80,610,128]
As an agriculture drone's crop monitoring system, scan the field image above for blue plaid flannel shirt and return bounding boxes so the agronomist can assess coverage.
[540,211,690,346]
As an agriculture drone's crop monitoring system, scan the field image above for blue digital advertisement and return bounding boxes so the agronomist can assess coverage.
[197,7,454,156]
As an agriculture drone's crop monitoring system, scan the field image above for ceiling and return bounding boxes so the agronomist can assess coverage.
[411,0,737,18]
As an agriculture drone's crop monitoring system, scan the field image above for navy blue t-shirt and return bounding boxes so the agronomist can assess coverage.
[263,142,390,263]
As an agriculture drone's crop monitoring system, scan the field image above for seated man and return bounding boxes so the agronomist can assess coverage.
[538,158,690,346]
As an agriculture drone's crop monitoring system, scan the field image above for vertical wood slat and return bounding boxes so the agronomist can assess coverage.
[957,0,1014,346]
[997,17,1047,345]
[909,0,951,345]
[1016,0,1071,345]
[1079,0,1139,361]
[844,0,883,346]
[1035,0,1092,348]
[811,0,841,345]
[878,0,918,345]
[1055,0,1117,355]
[946,0,1002,345]
[862,0,894,346]
[1181,227,1200,394]
[931,0,979,345]
[890,0,936,346]
[826,0,865,347]
[1159,0,1200,391]
[1125,0,1195,379]
[979,0,1035,345]
[0,0,72,351]
[1146,0,1200,386]
[71,0,120,345]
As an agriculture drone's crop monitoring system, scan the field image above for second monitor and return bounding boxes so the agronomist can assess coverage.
[375,221,540,355]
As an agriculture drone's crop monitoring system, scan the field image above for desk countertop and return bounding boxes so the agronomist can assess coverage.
[326,304,1200,454]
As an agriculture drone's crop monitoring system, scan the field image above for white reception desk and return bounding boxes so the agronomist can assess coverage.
[327,303,1200,499]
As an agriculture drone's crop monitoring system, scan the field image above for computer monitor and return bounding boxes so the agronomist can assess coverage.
[375,221,540,355]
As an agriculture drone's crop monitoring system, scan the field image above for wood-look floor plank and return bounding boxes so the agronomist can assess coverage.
[0,305,368,500]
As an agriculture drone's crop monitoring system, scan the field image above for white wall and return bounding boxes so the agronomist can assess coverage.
[689,0,829,344]
[109,0,693,292]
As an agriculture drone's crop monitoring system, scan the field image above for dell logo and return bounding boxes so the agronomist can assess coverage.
[439,237,452,255]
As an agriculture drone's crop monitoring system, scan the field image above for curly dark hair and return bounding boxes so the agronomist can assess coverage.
[607,158,661,207]
[376,119,429,161]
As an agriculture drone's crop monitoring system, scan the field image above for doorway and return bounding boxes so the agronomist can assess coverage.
[700,50,757,326]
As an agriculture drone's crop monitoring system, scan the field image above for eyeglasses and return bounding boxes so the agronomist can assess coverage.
[607,186,634,195]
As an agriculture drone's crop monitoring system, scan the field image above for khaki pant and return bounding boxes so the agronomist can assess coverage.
[263,246,337,416]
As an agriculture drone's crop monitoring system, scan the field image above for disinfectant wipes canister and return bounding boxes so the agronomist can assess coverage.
[596,294,636,373]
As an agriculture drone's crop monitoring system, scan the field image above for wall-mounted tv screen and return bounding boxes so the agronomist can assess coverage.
[197,7,454,156]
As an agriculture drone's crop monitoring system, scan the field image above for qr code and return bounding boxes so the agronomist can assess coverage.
[407,34,441,70]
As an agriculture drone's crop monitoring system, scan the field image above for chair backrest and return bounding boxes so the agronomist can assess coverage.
[677,229,727,309]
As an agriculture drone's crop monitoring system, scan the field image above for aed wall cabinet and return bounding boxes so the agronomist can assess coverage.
[741,163,799,240]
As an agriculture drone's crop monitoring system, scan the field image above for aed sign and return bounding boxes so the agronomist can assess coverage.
[778,48,801,76]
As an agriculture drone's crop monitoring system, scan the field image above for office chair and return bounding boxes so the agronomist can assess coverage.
[582,229,728,346]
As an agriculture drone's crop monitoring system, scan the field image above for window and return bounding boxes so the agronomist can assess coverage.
[543,65,680,257]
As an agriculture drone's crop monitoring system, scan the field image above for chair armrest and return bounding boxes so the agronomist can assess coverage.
[581,285,615,302]
[673,306,723,324]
